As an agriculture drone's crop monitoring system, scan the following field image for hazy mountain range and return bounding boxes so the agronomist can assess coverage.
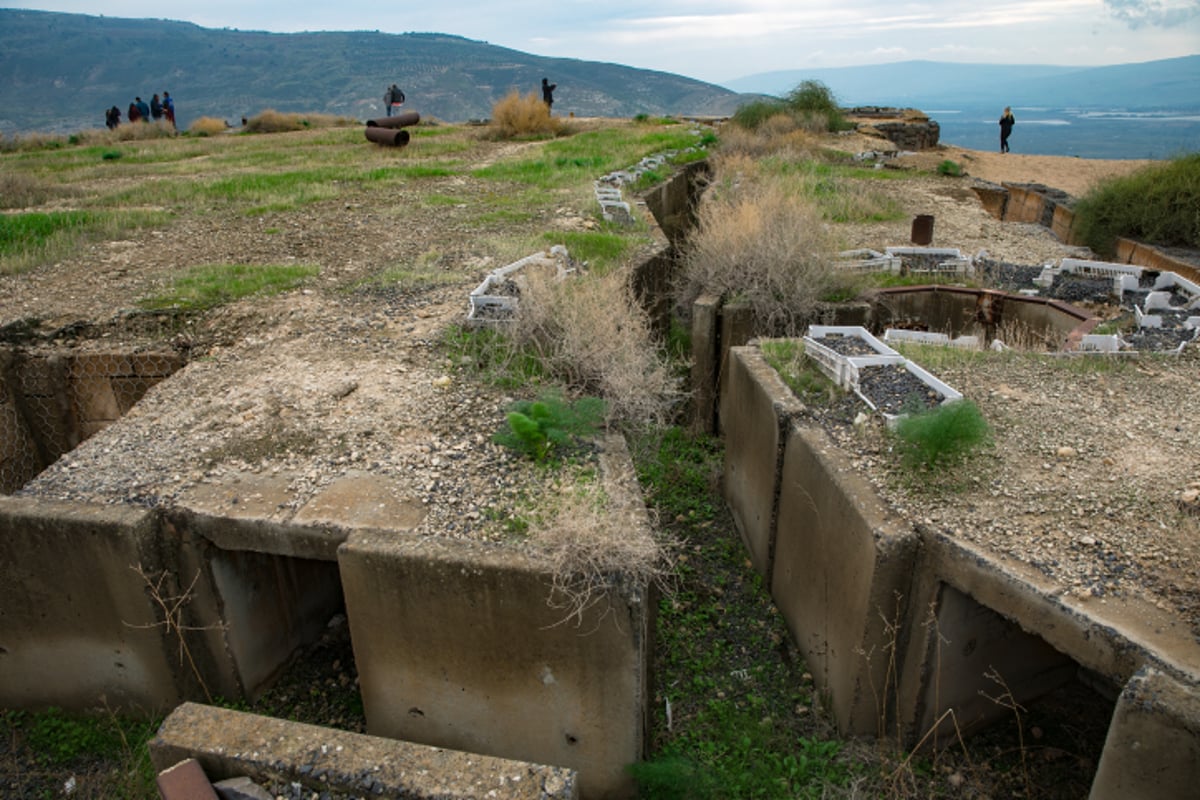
[726,56,1200,112]
[1,8,1196,159]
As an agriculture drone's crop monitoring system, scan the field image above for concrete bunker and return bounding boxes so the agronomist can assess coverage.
[0,346,184,494]
[717,342,1200,797]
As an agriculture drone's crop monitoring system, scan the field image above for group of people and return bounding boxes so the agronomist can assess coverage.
[105,91,176,130]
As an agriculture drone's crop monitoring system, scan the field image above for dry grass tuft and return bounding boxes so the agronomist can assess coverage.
[530,474,675,630]
[486,91,570,139]
[188,116,231,136]
[0,173,57,209]
[243,109,357,134]
[512,267,684,425]
[718,114,823,158]
[677,156,841,335]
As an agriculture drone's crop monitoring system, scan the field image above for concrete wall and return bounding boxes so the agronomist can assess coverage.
[0,496,182,710]
[718,341,1200,793]
[0,348,182,494]
[772,421,920,734]
[151,702,580,800]
[338,436,656,800]
[1090,668,1200,800]
[340,534,650,799]
[718,346,806,582]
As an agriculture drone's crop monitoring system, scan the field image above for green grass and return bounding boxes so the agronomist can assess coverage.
[137,262,319,310]
[1072,152,1200,257]
[629,427,854,799]
[472,127,706,190]
[543,230,638,273]
[0,209,169,275]
[440,324,547,389]
[2,707,160,798]
[759,340,844,406]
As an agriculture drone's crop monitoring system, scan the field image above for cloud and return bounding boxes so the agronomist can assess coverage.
[1104,0,1200,28]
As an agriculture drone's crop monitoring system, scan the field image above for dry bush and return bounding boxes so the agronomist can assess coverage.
[108,120,177,141]
[718,113,821,159]
[243,109,356,133]
[486,90,569,139]
[188,116,230,136]
[512,268,683,425]
[678,158,840,335]
[0,131,69,152]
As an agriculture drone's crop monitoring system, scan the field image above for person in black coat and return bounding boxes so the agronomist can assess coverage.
[541,78,556,111]
[384,84,405,117]
[999,106,1015,153]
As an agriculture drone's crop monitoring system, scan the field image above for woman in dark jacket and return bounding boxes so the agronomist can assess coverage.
[999,107,1015,153]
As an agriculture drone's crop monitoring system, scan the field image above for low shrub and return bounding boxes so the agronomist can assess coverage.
[892,399,991,469]
[493,391,605,462]
[783,79,850,132]
[1072,152,1200,256]
[937,159,963,177]
[242,110,357,134]
[486,91,569,139]
[189,116,230,136]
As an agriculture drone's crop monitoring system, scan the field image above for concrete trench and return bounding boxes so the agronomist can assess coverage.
[3,163,1198,799]
[0,334,649,798]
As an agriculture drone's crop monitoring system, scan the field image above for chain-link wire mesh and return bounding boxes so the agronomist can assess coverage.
[0,350,182,493]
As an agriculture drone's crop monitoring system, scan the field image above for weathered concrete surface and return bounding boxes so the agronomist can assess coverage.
[642,160,711,249]
[339,436,654,800]
[717,340,1200,787]
[719,346,807,582]
[772,421,920,735]
[0,496,181,710]
[871,285,1095,346]
[689,293,721,434]
[149,702,579,800]
[1090,668,1200,800]
[897,530,1200,760]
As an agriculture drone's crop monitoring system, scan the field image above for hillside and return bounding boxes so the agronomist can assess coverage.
[0,9,748,134]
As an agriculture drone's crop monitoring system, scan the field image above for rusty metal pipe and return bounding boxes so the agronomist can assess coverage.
[365,111,421,129]
[365,127,411,147]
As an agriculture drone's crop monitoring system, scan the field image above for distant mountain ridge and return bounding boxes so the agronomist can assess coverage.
[725,57,1200,111]
[0,9,749,134]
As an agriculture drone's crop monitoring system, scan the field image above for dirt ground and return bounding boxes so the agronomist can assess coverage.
[892,144,1155,198]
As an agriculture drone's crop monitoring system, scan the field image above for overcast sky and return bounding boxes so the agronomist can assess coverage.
[9,0,1200,84]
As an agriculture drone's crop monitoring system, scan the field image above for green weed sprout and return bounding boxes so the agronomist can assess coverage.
[937,159,962,177]
[494,392,605,462]
[892,399,991,469]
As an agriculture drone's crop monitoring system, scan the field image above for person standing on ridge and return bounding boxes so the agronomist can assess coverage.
[135,96,150,123]
[150,93,163,121]
[384,84,405,117]
[541,77,556,112]
[999,106,1015,153]
[127,100,141,123]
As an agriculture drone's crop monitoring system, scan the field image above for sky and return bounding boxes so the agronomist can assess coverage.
[8,0,1200,85]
